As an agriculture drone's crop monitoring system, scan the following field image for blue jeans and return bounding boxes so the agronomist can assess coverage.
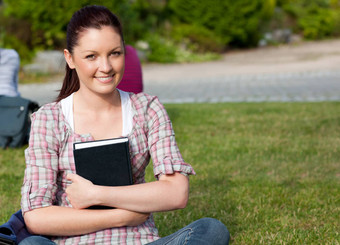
[19,218,229,245]
[18,236,56,245]
[147,218,229,245]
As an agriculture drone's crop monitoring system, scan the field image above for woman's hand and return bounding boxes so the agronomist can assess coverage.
[66,173,97,209]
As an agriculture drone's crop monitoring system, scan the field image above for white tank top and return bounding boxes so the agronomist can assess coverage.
[60,89,133,136]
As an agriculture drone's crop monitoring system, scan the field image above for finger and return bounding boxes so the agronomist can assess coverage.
[66,173,76,181]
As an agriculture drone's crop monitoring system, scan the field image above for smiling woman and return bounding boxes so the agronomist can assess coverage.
[63,26,125,97]
[18,5,230,245]
[56,5,125,103]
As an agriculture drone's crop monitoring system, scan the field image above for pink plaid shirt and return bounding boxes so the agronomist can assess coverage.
[21,93,195,245]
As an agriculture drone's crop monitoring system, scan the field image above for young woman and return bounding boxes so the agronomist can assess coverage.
[19,5,230,245]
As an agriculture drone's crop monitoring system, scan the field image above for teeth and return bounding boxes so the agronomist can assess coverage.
[96,75,113,81]
[97,77,109,81]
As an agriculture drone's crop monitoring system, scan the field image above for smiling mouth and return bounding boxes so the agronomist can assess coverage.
[95,75,114,83]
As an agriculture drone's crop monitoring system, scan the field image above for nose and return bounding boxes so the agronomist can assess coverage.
[99,57,113,73]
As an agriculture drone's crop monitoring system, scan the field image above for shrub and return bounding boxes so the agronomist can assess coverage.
[142,34,220,63]
[1,34,34,64]
[144,34,178,63]
[1,0,144,51]
[282,0,340,39]
[170,24,225,53]
[0,7,35,63]
[167,0,276,47]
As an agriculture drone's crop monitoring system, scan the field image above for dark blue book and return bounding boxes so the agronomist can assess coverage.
[73,137,133,209]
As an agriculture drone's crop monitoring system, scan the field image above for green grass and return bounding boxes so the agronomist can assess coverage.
[18,71,63,84]
[0,148,26,222]
[1,102,339,244]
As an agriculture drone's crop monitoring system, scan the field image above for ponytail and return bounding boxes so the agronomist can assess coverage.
[56,65,80,102]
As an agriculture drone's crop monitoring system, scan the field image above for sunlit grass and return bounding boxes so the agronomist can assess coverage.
[18,71,63,84]
[1,102,339,244]
[147,102,340,244]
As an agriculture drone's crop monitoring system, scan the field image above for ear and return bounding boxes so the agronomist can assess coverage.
[64,49,75,69]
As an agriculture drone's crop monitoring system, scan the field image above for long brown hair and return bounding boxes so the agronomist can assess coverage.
[56,5,125,102]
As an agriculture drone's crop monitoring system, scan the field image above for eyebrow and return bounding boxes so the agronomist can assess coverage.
[81,46,122,53]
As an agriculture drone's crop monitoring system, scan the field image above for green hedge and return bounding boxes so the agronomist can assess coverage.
[0,0,161,62]
[2,0,146,48]
[167,0,275,47]
[170,24,225,53]
[282,0,340,39]
[1,0,340,64]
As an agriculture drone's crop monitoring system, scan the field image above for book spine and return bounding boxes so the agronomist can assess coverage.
[125,141,133,184]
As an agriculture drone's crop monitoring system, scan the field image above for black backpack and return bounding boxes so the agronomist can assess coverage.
[0,96,39,149]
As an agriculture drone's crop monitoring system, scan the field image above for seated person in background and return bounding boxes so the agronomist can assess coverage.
[0,48,21,97]
[117,45,143,93]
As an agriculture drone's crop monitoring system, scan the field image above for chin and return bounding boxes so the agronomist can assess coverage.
[98,87,117,95]
[106,85,120,94]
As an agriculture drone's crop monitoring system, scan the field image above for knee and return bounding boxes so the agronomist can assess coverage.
[194,218,230,244]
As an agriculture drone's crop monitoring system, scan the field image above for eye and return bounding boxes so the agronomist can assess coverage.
[85,54,95,60]
[111,51,122,57]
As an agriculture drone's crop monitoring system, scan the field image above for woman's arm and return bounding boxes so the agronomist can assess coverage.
[66,172,189,213]
[24,206,149,236]
[67,96,193,213]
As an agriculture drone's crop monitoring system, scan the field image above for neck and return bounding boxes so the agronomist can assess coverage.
[74,89,121,113]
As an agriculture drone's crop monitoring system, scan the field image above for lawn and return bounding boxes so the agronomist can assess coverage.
[1,102,339,244]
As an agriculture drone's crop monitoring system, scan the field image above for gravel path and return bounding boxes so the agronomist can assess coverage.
[19,39,340,105]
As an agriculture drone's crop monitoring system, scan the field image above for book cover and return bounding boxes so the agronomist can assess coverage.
[73,137,133,209]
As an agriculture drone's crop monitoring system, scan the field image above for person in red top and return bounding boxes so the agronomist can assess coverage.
[117,45,143,94]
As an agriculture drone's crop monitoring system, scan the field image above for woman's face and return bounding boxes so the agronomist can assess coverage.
[64,26,125,96]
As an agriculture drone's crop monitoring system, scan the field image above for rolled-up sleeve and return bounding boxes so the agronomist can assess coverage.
[21,107,59,213]
[146,97,195,179]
